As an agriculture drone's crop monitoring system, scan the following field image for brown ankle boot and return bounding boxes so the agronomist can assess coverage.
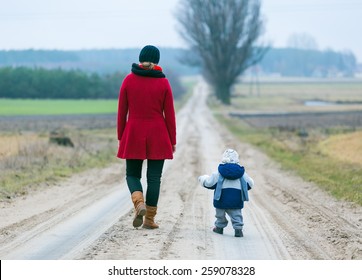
[143,205,159,229]
[131,191,146,228]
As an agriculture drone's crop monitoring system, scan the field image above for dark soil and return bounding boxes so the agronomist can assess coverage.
[0,114,116,132]
[230,110,362,129]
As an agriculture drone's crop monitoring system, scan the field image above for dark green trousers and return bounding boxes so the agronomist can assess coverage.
[126,159,165,207]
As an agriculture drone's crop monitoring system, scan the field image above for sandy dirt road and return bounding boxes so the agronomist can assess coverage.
[0,80,361,260]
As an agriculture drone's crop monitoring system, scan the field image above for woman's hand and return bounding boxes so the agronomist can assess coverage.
[172,145,176,153]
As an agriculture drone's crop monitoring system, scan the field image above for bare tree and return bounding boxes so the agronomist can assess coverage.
[177,0,266,104]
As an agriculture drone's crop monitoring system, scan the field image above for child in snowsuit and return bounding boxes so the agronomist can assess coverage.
[198,149,254,237]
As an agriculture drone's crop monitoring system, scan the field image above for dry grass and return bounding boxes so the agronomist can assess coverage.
[318,131,362,166]
[216,114,362,205]
[0,133,45,158]
[0,128,117,200]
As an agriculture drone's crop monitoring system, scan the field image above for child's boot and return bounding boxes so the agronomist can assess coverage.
[213,226,223,234]
[234,229,243,237]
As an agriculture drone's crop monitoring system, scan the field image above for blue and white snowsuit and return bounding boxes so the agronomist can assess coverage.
[199,163,254,230]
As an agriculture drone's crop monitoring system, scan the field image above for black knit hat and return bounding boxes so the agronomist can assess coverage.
[139,45,160,64]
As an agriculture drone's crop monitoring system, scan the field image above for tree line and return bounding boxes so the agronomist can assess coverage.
[0,47,358,77]
[0,48,357,79]
[0,49,79,64]
[0,48,198,76]
[260,48,357,77]
[0,67,125,99]
[0,66,185,100]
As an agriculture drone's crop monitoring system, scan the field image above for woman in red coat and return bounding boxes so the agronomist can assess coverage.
[117,45,176,229]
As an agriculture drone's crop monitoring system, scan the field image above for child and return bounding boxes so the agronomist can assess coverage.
[198,149,254,237]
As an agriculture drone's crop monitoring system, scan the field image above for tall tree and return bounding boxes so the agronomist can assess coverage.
[177,0,266,104]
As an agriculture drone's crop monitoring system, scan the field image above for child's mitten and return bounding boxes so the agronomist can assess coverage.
[198,175,208,186]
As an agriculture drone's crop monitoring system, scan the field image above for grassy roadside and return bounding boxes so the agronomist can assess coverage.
[215,114,362,206]
[211,78,362,206]
[0,128,118,200]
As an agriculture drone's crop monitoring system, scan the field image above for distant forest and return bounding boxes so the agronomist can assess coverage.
[0,48,198,76]
[0,66,185,100]
[0,67,125,99]
[260,48,357,77]
[0,47,358,77]
[0,49,188,99]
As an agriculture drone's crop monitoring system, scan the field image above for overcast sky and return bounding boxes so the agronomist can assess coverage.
[1,0,361,62]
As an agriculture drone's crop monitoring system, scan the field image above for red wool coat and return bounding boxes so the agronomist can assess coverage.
[117,73,176,160]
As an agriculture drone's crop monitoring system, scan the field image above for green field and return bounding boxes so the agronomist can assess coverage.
[0,99,118,115]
